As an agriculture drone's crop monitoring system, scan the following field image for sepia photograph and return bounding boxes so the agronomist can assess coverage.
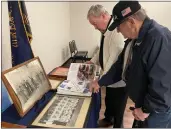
[32,95,91,128]
[2,57,51,116]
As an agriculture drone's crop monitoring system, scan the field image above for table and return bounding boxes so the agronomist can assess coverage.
[1,90,101,128]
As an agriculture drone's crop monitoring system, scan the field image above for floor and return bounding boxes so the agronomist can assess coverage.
[62,59,135,128]
[99,87,134,128]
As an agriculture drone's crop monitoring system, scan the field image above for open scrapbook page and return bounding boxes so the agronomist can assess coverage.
[56,63,101,97]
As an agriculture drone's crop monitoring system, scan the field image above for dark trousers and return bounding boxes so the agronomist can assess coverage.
[104,87,128,128]
[145,107,171,128]
[132,107,171,128]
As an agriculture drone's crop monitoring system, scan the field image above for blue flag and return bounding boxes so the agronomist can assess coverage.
[1,1,34,112]
[8,1,34,66]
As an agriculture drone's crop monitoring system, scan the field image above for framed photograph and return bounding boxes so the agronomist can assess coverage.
[48,67,69,79]
[32,95,91,128]
[2,57,51,117]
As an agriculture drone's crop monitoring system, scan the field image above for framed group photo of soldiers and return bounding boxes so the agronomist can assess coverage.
[2,57,51,117]
[32,95,91,128]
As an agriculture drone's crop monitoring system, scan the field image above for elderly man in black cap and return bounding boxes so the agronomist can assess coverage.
[90,1,171,128]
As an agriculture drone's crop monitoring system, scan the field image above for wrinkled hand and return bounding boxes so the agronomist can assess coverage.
[89,80,100,93]
[132,108,149,121]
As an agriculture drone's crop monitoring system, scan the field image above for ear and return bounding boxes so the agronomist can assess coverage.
[127,17,136,25]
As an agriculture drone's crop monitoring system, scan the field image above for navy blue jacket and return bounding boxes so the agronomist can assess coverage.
[98,18,171,113]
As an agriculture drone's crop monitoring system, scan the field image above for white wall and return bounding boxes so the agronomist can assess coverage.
[2,2,12,71]
[2,2,71,73]
[140,2,171,28]
[26,2,71,73]
[2,2,171,72]
[70,2,171,57]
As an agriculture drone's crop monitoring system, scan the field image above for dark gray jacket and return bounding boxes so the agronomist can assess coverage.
[98,17,171,113]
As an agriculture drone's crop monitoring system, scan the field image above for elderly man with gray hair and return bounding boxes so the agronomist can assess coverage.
[87,4,128,128]
[90,1,171,128]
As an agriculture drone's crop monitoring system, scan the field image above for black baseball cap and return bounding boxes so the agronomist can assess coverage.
[109,1,141,31]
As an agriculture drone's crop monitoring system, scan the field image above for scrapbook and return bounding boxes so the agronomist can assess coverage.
[56,63,101,97]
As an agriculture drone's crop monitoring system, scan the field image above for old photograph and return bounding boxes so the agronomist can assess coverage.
[32,95,91,128]
[77,64,96,81]
[38,96,83,126]
[67,63,99,83]
[3,58,51,112]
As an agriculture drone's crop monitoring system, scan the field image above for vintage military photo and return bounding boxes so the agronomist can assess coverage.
[67,63,100,83]
[77,64,96,81]
[32,95,91,128]
[3,58,51,112]
[38,96,83,126]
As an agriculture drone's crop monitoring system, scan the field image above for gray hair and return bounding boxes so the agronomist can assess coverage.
[131,8,147,21]
[87,4,109,19]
